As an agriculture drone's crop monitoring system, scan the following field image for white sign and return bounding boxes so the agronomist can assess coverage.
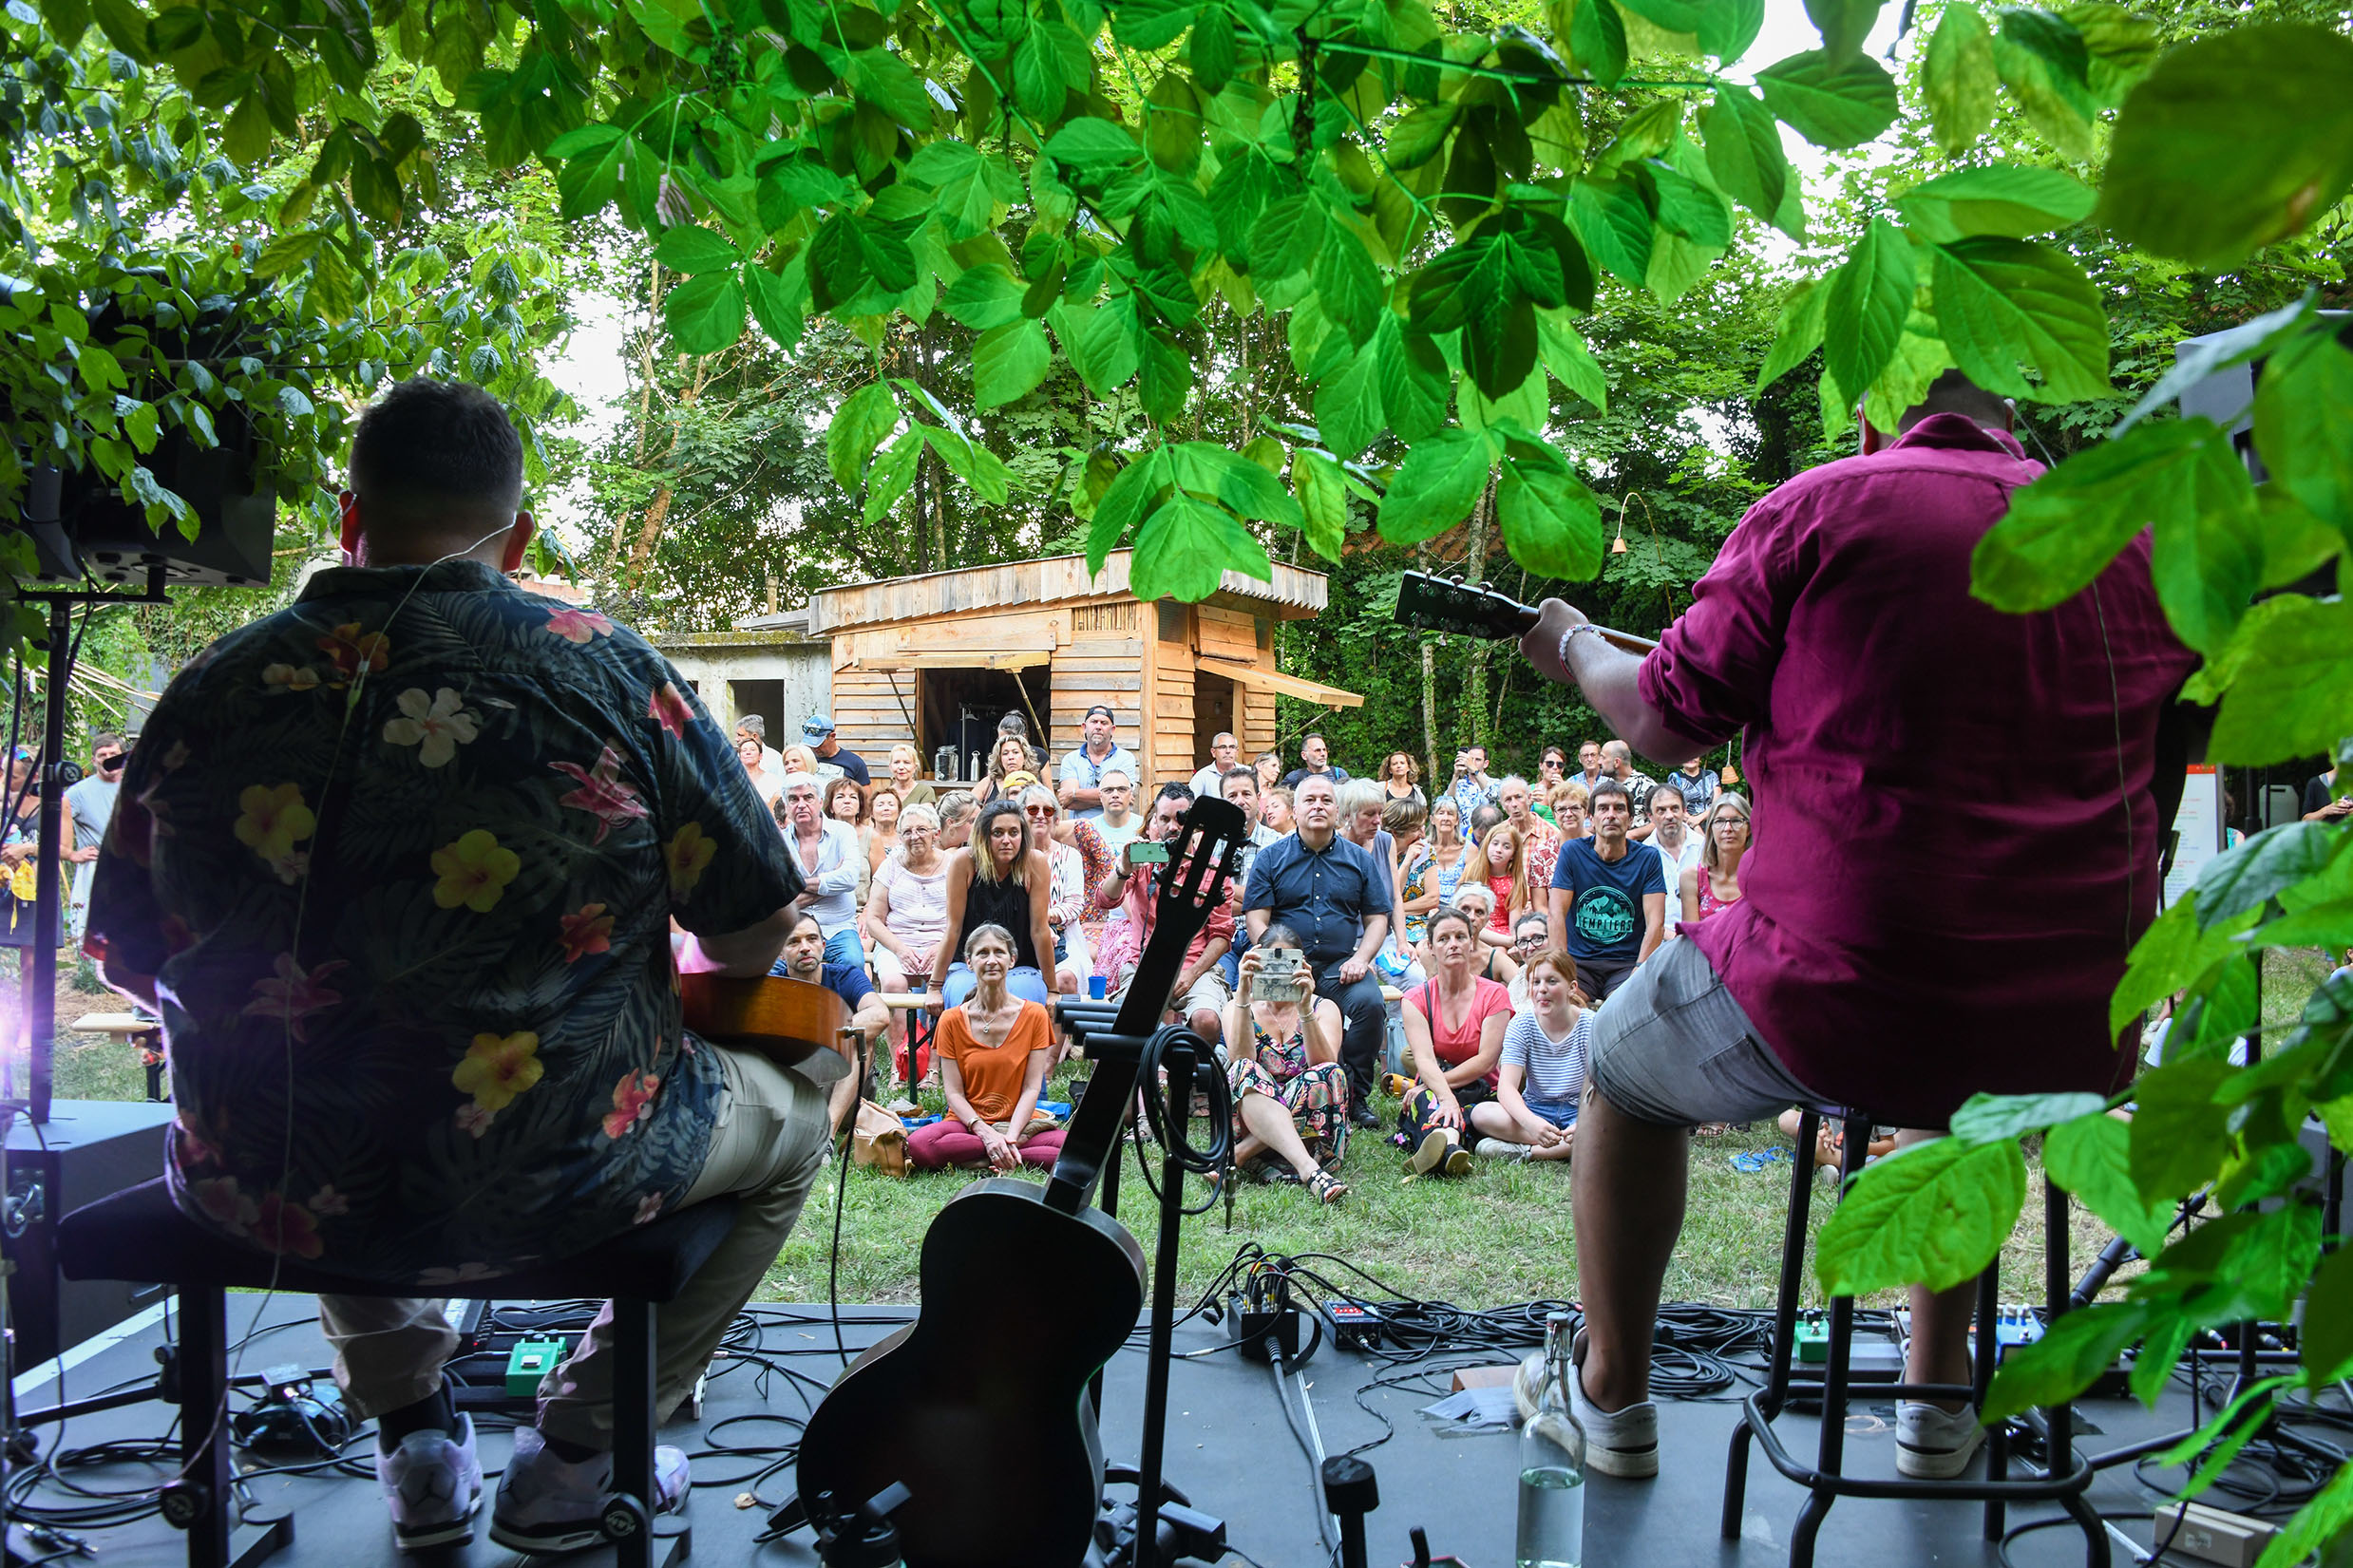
[2163,765,2223,910]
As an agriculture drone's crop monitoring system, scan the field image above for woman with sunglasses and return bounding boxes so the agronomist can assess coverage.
[940,798,1055,1009]
[1022,784,1091,998]
[1680,791,1753,927]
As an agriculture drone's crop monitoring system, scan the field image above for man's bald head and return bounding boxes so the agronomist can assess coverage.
[342,379,532,566]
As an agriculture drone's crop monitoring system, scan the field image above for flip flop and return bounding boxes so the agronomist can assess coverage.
[1730,1146,1793,1173]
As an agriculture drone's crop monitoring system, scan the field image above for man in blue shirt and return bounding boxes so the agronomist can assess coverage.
[85,380,827,1556]
[1242,774,1391,1127]
[770,912,889,1135]
[1547,779,1665,999]
[1057,704,1139,822]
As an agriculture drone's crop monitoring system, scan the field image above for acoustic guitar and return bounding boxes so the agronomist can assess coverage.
[1395,569,1659,652]
[794,796,1245,1568]
[678,972,852,1084]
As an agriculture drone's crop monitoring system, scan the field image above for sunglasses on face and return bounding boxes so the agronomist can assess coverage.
[1025,806,1056,818]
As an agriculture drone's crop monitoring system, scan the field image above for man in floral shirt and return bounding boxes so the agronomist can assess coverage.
[85,381,815,1556]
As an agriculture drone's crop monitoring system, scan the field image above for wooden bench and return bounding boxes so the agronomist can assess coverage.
[74,1011,165,1101]
[876,992,943,1086]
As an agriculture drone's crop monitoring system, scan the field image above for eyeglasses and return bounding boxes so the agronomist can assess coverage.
[1024,806,1056,818]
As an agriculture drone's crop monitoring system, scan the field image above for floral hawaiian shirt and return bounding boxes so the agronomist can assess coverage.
[84,561,801,1287]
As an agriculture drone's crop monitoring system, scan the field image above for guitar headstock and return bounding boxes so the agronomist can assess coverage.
[1158,795,1246,919]
[1395,571,1537,641]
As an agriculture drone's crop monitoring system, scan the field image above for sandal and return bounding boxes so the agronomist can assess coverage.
[1308,1169,1347,1204]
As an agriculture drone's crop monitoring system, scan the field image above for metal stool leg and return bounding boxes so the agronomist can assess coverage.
[179,1284,232,1568]
[1790,1116,1871,1568]
[2045,1178,2110,1568]
[1978,1260,2008,1540]
[1723,1109,1820,1539]
[614,1297,656,1568]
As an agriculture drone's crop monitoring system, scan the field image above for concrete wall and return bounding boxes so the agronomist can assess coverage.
[657,640,832,738]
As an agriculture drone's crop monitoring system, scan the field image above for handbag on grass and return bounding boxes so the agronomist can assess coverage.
[853,1099,908,1177]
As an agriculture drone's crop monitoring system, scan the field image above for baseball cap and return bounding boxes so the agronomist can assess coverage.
[802,714,835,739]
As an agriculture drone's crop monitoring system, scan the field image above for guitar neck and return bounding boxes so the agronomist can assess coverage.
[1395,570,1660,653]
[1043,800,1242,1215]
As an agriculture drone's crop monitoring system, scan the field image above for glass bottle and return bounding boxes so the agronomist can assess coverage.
[1516,1312,1587,1568]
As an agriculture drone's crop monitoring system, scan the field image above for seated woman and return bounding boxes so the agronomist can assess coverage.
[1023,784,1091,997]
[1398,906,1514,1177]
[823,775,872,909]
[1435,885,1519,987]
[1471,952,1588,1163]
[906,925,1069,1172]
[939,799,1056,1010]
[864,802,950,1080]
[1220,931,1349,1203]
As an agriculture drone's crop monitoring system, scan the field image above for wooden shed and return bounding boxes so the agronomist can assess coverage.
[806,550,1360,789]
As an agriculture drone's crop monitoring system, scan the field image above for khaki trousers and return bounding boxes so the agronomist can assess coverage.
[316,1045,830,1449]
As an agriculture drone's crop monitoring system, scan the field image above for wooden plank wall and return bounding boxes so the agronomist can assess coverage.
[1049,632,1147,776]
[831,667,919,763]
[1240,690,1278,758]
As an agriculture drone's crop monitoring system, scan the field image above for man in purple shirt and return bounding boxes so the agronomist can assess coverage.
[1515,372,2197,1483]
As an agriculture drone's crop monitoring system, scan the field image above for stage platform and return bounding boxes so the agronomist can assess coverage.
[8,1293,2224,1567]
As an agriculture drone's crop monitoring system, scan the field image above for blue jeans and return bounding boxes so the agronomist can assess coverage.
[825,927,864,969]
[1523,1097,1580,1130]
[942,963,1051,1010]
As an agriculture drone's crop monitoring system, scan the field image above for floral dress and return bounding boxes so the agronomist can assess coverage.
[1226,1010,1349,1167]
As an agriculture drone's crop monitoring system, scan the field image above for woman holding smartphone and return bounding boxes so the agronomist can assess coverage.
[1220,926,1349,1202]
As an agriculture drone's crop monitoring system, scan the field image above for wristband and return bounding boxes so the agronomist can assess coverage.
[1557,622,1607,667]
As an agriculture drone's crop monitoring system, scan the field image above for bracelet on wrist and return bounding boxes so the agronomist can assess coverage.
[1557,622,1607,667]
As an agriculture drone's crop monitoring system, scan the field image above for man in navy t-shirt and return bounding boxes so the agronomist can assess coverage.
[771,913,889,1133]
[1547,779,1665,999]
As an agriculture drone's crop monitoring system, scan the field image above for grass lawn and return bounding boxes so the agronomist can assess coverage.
[45,947,2331,1313]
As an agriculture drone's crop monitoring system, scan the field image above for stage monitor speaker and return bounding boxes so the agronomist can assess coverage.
[2175,311,2349,485]
[4,1098,176,1374]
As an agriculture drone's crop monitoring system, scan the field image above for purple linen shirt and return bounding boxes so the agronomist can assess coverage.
[1640,414,2199,1127]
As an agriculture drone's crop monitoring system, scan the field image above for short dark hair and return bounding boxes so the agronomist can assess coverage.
[787,911,825,941]
[90,731,123,754]
[1650,782,1686,809]
[1221,766,1258,787]
[1155,781,1195,809]
[1588,779,1630,809]
[350,379,523,517]
[1905,368,2012,431]
[1302,731,1326,746]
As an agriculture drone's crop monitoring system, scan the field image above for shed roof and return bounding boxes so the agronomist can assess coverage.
[805,550,1327,634]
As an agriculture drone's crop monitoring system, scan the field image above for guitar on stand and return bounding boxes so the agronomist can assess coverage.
[1394,569,1659,653]
[792,796,1245,1568]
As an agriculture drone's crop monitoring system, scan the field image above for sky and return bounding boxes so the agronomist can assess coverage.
[531,1,1915,539]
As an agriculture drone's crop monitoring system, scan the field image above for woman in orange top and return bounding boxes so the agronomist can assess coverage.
[905,924,1067,1172]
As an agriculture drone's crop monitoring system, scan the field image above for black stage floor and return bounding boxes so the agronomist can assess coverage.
[8,1293,2228,1568]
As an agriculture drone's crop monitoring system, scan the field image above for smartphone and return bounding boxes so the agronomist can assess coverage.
[1128,841,1169,866]
[1251,947,1304,1005]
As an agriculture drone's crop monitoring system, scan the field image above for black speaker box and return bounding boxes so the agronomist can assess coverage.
[4,1098,176,1374]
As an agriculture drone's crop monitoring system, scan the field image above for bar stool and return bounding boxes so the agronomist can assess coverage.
[58,1177,738,1568]
[1721,1110,2110,1568]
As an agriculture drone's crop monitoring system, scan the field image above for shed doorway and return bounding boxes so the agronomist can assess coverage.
[917,664,1052,785]
[1194,670,1235,767]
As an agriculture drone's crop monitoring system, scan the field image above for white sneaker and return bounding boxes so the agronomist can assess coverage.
[1473,1137,1531,1162]
[377,1412,483,1552]
[490,1426,691,1555]
[1568,1330,1659,1478]
[1896,1401,1986,1479]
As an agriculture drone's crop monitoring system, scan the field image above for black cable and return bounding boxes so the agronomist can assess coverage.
[1124,1026,1233,1216]
[828,1034,864,1372]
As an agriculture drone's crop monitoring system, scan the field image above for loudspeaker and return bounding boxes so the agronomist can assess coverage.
[3,1099,175,1373]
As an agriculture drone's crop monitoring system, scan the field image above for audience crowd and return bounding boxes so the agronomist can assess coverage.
[733,708,1758,1193]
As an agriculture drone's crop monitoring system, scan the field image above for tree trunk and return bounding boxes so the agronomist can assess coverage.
[1418,545,1440,785]
[1461,476,1497,748]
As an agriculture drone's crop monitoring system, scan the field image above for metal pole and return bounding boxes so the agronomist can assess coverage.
[28,598,66,1126]
[1133,1039,1194,1568]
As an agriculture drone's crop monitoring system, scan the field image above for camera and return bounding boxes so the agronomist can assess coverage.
[1250,947,1305,1006]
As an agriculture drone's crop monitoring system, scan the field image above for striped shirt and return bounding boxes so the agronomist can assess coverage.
[1502,1009,1592,1105]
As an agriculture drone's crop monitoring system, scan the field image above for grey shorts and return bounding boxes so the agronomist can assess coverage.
[1587,937,1829,1126]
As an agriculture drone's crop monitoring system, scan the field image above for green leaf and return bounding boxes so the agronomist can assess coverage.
[1930,238,2109,403]
[654,225,741,274]
[1132,491,1272,602]
[1814,1135,2025,1295]
[2251,1461,2353,1568]
[2143,1206,2321,1328]
[2128,1058,2235,1204]
[559,135,626,220]
[2150,460,2261,657]
[942,264,1027,331]
[1897,165,2095,243]
[1314,341,1385,461]
[1538,312,1608,411]
[973,319,1053,409]
[1171,442,1302,527]
[1971,418,2246,614]
[1386,104,1457,170]
[1644,160,1733,249]
[2252,324,2353,533]
[1249,194,1328,283]
[1138,329,1192,421]
[1948,1090,2108,1145]
[1054,296,1143,396]
[2208,597,2353,766]
[1497,438,1603,580]
[2193,822,2344,931]
[826,381,901,492]
[1566,177,1654,287]
[1316,226,1386,348]
[1568,0,1628,87]
[2097,24,2353,269]
[744,260,806,351]
[2044,1114,2173,1259]
[1046,116,1144,175]
[1410,235,1539,398]
[1984,1303,2154,1421]
[1803,0,1879,59]
[1820,217,1912,409]
[862,430,921,524]
[1377,425,1495,546]
[1088,446,1171,573]
[1756,278,1825,392]
[661,271,747,353]
[1295,449,1350,561]
[1922,1,1998,156]
[1992,32,2095,161]
[1376,316,1452,444]
[1755,49,1900,150]
[2305,1247,2353,1386]
[2110,897,2249,1039]
[1459,364,1547,440]
[1698,85,1789,230]
[1696,0,1764,61]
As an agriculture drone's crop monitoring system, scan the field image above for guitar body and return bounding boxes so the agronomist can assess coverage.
[797,1178,1145,1568]
[678,972,850,1083]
